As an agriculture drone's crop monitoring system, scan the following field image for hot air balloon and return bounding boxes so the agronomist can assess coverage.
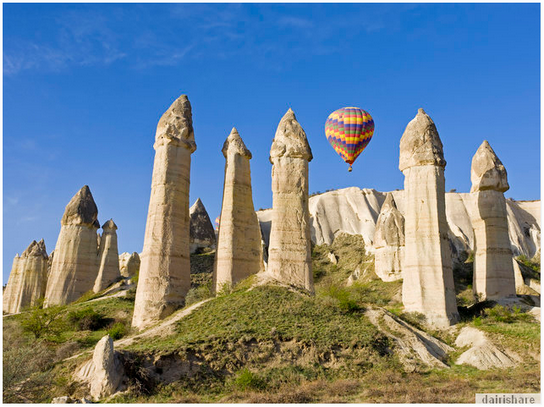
[214,216,220,231]
[325,107,374,172]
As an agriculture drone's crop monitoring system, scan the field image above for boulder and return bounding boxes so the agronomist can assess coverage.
[267,109,314,292]
[132,94,196,330]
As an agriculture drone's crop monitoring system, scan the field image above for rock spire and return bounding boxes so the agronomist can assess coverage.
[44,186,101,306]
[399,109,459,327]
[213,128,263,292]
[93,219,120,293]
[374,193,405,282]
[267,109,314,292]
[189,198,216,253]
[132,94,196,330]
[3,239,48,313]
[470,141,516,299]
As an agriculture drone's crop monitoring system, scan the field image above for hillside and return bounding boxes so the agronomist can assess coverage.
[3,235,540,403]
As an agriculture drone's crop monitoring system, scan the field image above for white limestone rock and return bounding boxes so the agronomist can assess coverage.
[3,239,48,313]
[132,94,196,330]
[213,128,263,292]
[119,252,140,278]
[267,109,314,292]
[470,141,516,300]
[44,186,100,307]
[399,109,459,328]
[93,220,121,293]
[374,193,405,282]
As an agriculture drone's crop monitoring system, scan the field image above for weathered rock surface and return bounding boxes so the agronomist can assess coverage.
[455,326,518,370]
[44,186,100,307]
[189,198,216,254]
[3,239,48,313]
[365,308,453,372]
[93,220,120,293]
[267,109,314,292]
[399,109,459,327]
[119,252,140,278]
[374,193,405,282]
[213,128,263,292]
[132,94,196,330]
[75,335,125,401]
[470,141,516,300]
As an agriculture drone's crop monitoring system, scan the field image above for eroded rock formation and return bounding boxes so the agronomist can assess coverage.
[3,239,48,313]
[399,109,459,327]
[189,198,216,254]
[470,141,516,300]
[267,109,313,292]
[119,252,140,278]
[213,128,263,292]
[132,94,196,330]
[44,186,100,307]
[374,193,405,282]
[93,220,120,293]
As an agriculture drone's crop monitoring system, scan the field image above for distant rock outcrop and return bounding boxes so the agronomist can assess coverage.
[374,193,404,282]
[119,252,140,278]
[213,128,263,292]
[133,94,196,330]
[189,198,216,254]
[44,186,101,307]
[399,108,459,327]
[470,141,516,300]
[93,220,121,293]
[3,239,48,313]
[267,109,314,292]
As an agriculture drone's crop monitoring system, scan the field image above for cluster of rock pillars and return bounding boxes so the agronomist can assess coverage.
[4,95,520,330]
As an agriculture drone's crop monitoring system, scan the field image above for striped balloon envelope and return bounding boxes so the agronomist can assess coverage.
[325,107,375,172]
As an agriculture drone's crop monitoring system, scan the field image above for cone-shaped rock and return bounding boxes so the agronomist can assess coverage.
[374,194,405,282]
[267,109,314,292]
[119,252,140,278]
[399,109,459,327]
[470,141,515,299]
[93,220,120,293]
[213,128,264,292]
[45,186,100,306]
[3,239,48,313]
[132,95,196,330]
[189,198,216,253]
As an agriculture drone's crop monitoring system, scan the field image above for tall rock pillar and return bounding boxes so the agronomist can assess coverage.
[3,239,48,313]
[374,193,405,282]
[470,140,516,300]
[132,95,196,330]
[267,109,314,292]
[93,220,120,293]
[399,109,459,327]
[44,186,100,306]
[213,128,263,292]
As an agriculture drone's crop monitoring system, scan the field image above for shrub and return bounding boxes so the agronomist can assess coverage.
[232,368,266,391]
[20,301,66,339]
[185,283,213,306]
[108,322,128,340]
[67,308,107,331]
[484,305,533,324]
[321,286,361,314]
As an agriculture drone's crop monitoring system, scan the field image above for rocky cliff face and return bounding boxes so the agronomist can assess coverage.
[258,187,540,262]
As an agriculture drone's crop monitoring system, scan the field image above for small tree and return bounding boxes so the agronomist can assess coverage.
[20,299,66,339]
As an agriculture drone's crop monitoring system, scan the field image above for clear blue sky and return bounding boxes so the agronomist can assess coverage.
[3,3,540,284]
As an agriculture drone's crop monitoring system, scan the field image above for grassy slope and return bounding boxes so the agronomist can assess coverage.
[3,240,541,403]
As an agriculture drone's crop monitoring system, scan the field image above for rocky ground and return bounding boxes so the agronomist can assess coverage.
[3,235,540,403]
